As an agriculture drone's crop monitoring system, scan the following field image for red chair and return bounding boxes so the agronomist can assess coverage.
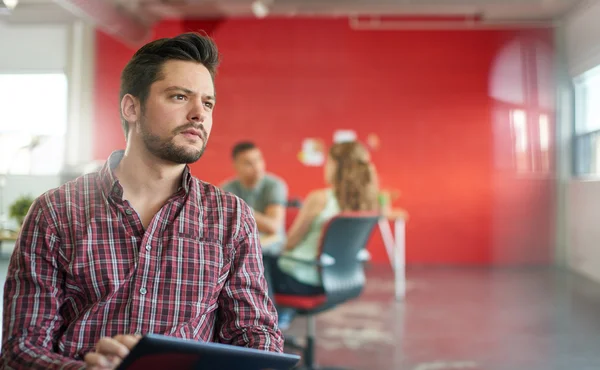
[275,213,379,370]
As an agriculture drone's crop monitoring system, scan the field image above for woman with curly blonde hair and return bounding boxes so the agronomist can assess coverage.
[265,141,379,329]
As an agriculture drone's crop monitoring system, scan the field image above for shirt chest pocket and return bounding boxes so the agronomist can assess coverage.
[156,235,232,319]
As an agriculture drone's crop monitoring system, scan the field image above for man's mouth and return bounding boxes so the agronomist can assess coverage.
[181,129,203,140]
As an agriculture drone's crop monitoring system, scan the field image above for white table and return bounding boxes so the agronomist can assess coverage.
[378,209,408,301]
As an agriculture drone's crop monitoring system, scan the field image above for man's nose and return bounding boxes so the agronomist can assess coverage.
[187,101,207,123]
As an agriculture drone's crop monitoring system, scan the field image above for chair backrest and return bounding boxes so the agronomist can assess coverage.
[316,212,380,307]
[286,197,302,208]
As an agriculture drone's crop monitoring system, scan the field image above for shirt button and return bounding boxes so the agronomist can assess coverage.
[135,330,142,336]
[145,245,151,251]
[125,209,133,215]
[139,288,147,295]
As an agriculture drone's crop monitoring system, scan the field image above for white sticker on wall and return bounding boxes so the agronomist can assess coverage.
[298,138,325,166]
[333,130,357,143]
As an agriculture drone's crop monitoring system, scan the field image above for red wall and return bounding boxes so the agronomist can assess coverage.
[94,19,555,266]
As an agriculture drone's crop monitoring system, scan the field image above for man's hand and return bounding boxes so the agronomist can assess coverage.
[252,204,285,235]
[84,334,141,370]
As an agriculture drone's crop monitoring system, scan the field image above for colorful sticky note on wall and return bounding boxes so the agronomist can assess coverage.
[366,133,380,151]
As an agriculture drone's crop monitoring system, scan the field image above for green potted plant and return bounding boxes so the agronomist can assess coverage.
[378,188,400,213]
[9,195,35,227]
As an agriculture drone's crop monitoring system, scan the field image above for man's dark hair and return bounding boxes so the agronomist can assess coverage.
[119,32,220,138]
[232,141,257,159]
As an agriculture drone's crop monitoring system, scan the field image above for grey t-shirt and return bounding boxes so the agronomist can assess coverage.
[221,173,288,214]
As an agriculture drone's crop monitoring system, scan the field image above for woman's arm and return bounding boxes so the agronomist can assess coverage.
[282,189,328,252]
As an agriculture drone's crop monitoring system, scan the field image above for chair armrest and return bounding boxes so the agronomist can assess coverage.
[279,251,369,266]
[278,254,336,267]
[356,249,371,262]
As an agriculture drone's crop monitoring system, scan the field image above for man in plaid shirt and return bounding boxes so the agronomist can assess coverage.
[1,32,283,370]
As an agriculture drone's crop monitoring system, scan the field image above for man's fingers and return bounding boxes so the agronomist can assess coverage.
[85,335,139,370]
[114,334,141,350]
[84,352,112,369]
[96,336,130,358]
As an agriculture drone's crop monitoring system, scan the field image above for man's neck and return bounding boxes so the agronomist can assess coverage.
[239,176,262,190]
[115,146,185,200]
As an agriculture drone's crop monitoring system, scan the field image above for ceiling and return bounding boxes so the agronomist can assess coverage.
[0,0,585,23]
[0,0,584,44]
[127,0,582,21]
[0,0,76,23]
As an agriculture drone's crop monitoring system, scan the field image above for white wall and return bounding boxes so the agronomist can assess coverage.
[553,24,573,268]
[562,0,600,282]
[567,181,600,282]
[565,0,600,77]
[0,23,69,72]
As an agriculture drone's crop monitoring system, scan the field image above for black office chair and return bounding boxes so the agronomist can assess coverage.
[287,197,303,208]
[275,213,380,370]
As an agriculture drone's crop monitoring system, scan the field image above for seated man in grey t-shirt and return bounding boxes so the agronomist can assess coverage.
[221,142,288,244]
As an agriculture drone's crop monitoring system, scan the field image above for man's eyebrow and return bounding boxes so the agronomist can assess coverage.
[164,86,195,95]
[164,86,215,101]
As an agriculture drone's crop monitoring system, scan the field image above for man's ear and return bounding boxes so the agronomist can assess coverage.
[121,94,141,128]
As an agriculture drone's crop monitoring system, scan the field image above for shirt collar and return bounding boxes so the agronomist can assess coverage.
[99,150,193,201]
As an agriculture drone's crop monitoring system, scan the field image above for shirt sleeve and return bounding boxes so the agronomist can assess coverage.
[215,199,284,352]
[0,196,84,370]
[266,178,288,206]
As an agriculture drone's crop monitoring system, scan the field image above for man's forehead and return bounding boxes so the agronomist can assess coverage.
[157,61,215,92]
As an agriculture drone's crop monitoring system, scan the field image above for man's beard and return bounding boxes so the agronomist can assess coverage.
[139,118,208,164]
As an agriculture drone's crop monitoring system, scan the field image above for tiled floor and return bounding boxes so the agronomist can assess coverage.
[1,256,600,370]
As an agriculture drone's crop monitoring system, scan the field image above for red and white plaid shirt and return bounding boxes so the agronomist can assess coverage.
[1,151,283,370]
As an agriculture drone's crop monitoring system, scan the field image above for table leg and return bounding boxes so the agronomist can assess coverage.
[378,218,406,301]
[378,219,395,267]
[393,219,406,300]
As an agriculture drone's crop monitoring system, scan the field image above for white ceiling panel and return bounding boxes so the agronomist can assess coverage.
[131,0,581,21]
[0,0,583,45]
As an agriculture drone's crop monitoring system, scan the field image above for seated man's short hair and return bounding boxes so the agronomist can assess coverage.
[232,141,257,159]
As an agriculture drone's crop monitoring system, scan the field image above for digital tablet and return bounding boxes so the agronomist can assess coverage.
[116,333,301,370]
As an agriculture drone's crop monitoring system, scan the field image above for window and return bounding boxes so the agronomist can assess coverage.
[508,109,551,174]
[574,66,600,177]
[511,109,529,173]
[0,74,67,175]
[539,114,550,173]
